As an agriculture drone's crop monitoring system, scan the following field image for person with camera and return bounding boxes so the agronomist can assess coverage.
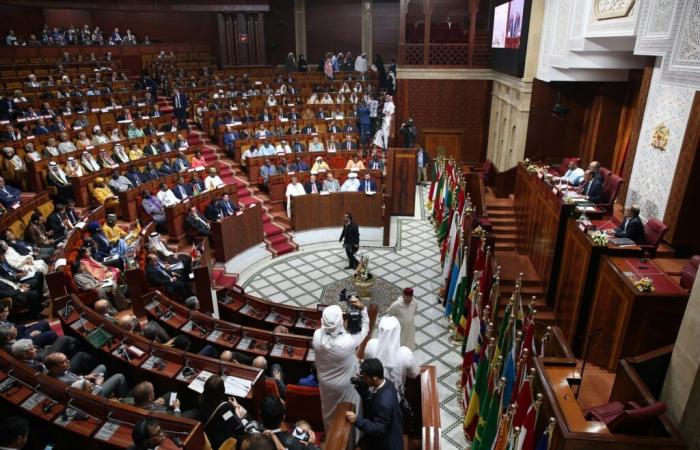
[312,298,369,430]
[339,213,360,269]
[260,395,321,450]
[345,358,403,450]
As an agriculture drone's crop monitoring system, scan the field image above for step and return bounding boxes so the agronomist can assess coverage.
[494,244,516,252]
[263,223,284,237]
[487,210,515,218]
[239,196,260,207]
[271,241,296,257]
[492,225,516,233]
[266,233,289,245]
[261,214,272,223]
[495,233,517,243]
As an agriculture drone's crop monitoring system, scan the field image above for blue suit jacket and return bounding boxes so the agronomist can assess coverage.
[0,184,21,207]
[355,382,403,450]
[358,180,377,192]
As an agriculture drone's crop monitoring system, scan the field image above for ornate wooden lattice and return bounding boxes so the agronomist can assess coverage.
[401,44,424,65]
[428,44,469,65]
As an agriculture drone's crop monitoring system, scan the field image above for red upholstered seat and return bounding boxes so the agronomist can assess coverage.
[284,384,324,432]
[584,400,625,423]
[549,157,581,177]
[596,174,623,214]
[264,378,281,399]
[640,218,668,257]
[680,255,700,290]
[599,167,611,180]
[608,402,668,435]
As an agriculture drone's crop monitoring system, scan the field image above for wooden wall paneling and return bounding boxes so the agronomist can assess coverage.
[217,13,228,66]
[423,130,463,160]
[373,0,400,60]
[663,91,700,252]
[619,62,654,202]
[387,148,417,216]
[237,13,250,65]
[256,13,266,65]
[265,0,295,66]
[0,5,44,40]
[305,0,363,63]
[43,8,93,28]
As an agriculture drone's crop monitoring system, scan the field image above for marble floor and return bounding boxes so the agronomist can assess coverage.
[239,187,467,450]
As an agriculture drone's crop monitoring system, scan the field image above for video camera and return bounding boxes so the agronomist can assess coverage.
[350,373,371,400]
[339,288,362,334]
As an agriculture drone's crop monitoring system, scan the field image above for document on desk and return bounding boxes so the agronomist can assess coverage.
[224,375,253,397]
[187,370,215,393]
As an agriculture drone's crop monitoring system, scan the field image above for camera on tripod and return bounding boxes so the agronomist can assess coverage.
[339,288,362,334]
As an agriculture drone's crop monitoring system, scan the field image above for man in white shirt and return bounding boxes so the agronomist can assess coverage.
[558,160,585,186]
[259,141,276,156]
[204,168,225,191]
[285,176,306,217]
[309,136,324,152]
[156,183,180,206]
[384,287,417,350]
[340,172,360,192]
[275,140,291,154]
[323,173,340,192]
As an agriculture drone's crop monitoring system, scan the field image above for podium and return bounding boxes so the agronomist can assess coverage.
[210,205,265,262]
[291,192,382,231]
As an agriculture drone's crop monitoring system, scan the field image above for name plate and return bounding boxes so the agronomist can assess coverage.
[94,420,121,442]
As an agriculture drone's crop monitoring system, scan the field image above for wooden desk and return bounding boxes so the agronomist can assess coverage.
[585,257,689,371]
[165,185,238,246]
[210,205,264,261]
[291,192,382,231]
[554,218,643,352]
[514,163,575,302]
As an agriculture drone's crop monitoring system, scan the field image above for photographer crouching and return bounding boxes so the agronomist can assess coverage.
[345,358,403,450]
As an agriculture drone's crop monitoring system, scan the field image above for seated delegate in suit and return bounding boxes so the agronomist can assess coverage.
[205,198,224,222]
[185,205,211,237]
[358,173,377,193]
[0,176,21,208]
[145,253,192,299]
[578,170,603,203]
[304,175,323,194]
[219,193,240,217]
[609,205,645,244]
[323,173,340,192]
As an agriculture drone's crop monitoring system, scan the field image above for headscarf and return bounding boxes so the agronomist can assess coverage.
[319,305,344,350]
[371,316,404,389]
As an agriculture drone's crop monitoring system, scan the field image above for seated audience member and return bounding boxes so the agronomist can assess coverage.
[219,193,240,216]
[145,254,192,299]
[276,139,291,154]
[205,196,224,222]
[358,173,377,193]
[260,395,321,450]
[45,351,129,398]
[47,161,74,202]
[143,138,159,156]
[311,156,329,173]
[157,183,180,207]
[108,170,134,193]
[291,139,306,153]
[204,168,225,191]
[190,150,206,168]
[93,298,119,322]
[557,160,585,186]
[24,212,56,252]
[9,336,88,373]
[127,381,181,416]
[278,156,289,173]
[128,417,166,450]
[173,176,192,201]
[0,241,45,290]
[285,176,306,216]
[309,136,324,152]
[128,143,144,161]
[102,214,135,252]
[367,154,384,171]
[253,355,287,398]
[77,245,120,283]
[112,145,131,165]
[0,176,20,208]
[190,375,247,450]
[260,159,278,188]
[345,155,366,171]
[143,161,160,180]
[184,296,199,311]
[609,205,646,244]
[304,175,322,194]
[186,206,211,237]
[298,363,319,387]
[323,173,340,192]
[117,314,170,343]
[46,203,71,240]
[23,143,42,162]
[2,147,27,189]
[141,191,166,228]
[578,169,603,203]
[64,156,85,177]
[0,417,28,450]
[290,156,309,172]
[92,177,119,209]
[340,172,360,191]
[2,232,50,272]
[172,152,190,172]
[159,158,175,177]
[43,137,60,157]
[0,291,54,346]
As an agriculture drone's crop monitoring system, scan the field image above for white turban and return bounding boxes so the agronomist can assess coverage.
[320,305,344,349]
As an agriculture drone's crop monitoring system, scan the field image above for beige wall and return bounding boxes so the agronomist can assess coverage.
[486,74,532,171]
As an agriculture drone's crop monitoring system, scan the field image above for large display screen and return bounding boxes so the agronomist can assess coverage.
[492,0,525,49]
[491,3,509,48]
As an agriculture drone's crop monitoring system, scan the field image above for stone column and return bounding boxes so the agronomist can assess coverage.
[661,274,700,447]
[361,0,373,60]
[294,0,307,59]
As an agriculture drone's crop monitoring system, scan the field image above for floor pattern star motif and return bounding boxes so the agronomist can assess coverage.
[241,187,467,449]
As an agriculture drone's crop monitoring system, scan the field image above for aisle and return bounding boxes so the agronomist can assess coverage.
[241,187,466,450]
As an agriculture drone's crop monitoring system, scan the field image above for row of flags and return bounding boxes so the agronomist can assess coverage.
[427,159,557,450]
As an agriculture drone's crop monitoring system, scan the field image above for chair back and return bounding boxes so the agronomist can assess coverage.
[641,218,668,256]
[559,157,580,175]
[608,402,667,435]
[599,174,623,213]
[264,378,281,399]
[599,167,611,180]
[480,159,495,186]
[680,255,700,290]
[285,384,324,431]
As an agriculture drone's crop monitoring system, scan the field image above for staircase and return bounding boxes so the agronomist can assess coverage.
[485,191,554,324]
[188,129,299,258]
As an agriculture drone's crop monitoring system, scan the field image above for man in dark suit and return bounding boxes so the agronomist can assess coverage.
[205,197,224,222]
[189,174,206,195]
[342,135,357,151]
[345,358,403,450]
[260,395,321,450]
[339,212,360,269]
[143,138,160,156]
[291,139,306,153]
[145,254,192,299]
[172,176,192,201]
[143,162,160,181]
[343,122,357,133]
[579,170,603,204]
[219,194,240,217]
[185,205,211,237]
[158,159,174,177]
[304,175,322,194]
[612,205,645,244]
[367,154,384,171]
[45,203,69,240]
[126,166,147,187]
[358,173,377,193]
[0,176,21,208]
[290,157,309,172]
[301,123,316,134]
[172,88,188,129]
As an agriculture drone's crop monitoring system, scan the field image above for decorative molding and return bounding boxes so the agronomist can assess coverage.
[0,0,270,12]
[294,0,307,58]
[397,67,493,80]
[594,0,636,20]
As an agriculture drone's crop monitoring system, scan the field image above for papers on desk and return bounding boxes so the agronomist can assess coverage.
[170,261,184,271]
[224,375,253,398]
[320,191,330,196]
[74,221,86,229]
[94,420,121,442]
[576,206,598,212]
[364,191,376,196]
[20,270,36,281]
[188,370,215,393]
[101,279,114,288]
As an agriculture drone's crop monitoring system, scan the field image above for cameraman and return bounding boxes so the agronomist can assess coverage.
[313,298,369,430]
[345,358,403,450]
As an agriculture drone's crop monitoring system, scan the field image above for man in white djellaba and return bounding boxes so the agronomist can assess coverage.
[364,316,420,399]
[373,95,395,149]
[312,297,369,430]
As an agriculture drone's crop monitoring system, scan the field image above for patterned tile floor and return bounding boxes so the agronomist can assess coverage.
[242,187,466,450]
